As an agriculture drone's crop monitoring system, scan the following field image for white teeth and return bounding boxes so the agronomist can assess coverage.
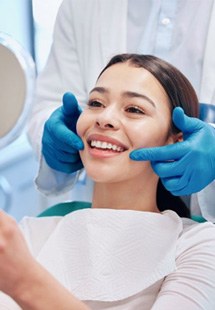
[101,142,107,149]
[90,140,124,152]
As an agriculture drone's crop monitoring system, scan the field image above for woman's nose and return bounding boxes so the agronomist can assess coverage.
[95,107,120,130]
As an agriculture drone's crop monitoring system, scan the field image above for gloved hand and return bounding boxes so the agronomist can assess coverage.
[42,92,84,173]
[130,107,215,195]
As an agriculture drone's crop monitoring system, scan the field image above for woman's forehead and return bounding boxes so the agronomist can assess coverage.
[95,63,168,103]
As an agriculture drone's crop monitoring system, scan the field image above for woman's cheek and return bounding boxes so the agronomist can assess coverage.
[76,113,86,137]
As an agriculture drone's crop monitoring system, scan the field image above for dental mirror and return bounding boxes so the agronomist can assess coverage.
[0,32,35,149]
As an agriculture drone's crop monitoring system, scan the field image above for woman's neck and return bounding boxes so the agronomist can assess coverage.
[92,175,160,213]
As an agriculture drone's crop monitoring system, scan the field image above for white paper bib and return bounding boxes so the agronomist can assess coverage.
[36,208,183,302]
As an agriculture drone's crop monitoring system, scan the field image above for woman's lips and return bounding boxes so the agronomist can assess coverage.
[86,134,128,157]
[87,134,128,151]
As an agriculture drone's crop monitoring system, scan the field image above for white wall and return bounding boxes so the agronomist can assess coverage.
[33,0,63,72]
[0,0,34,57]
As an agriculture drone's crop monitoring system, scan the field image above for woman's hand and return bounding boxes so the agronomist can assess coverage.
[0,211,90,310]
[0,210,36,298]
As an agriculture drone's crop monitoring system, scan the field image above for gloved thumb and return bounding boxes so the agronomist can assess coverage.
[62,92,82,117]
[173,107,202,134]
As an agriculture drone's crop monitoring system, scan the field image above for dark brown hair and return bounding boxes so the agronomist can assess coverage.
[99,54,200,218]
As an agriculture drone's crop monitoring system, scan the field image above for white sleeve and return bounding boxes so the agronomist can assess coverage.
[189,122,215,222]
[195,123,215,222]
[196,181,215,222]
[27,0,87,195]
[151,222,215,309]
[35,156,81,196]
[27,0,87,158]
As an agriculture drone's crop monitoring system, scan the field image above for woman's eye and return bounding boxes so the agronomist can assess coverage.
[126,106,145,114]
[87,100,104,108]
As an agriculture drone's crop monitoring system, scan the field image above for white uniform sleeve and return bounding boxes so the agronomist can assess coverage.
[151,221,215,309]
[35,156,81,196]
[27,0,87,158]
[196,181,215,222]
[191,123,215,222]
[197,123,215,222]
[27,0,88,194]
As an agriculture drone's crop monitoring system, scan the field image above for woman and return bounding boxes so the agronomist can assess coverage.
[0,54,215,309]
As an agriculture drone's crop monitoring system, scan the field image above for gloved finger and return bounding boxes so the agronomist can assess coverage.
[166,184,194,196]
[62,92,82,116]
[129,141,188,162]
[44,151,83,174]
[43,145,82,164]
[46,120,84,150]
[160,165,198,195]
[173,107,202,134]
[62,92,82,133]
[171,180,205,196]
[151,154,190,178]
[161,174,190,196]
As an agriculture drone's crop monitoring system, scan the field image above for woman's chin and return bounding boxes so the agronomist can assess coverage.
[85,166,121,184]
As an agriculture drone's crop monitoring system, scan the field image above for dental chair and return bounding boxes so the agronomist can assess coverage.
[38,103,215,220]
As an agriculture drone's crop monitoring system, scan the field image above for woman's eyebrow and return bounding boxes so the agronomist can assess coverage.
[89,87,108,94]
[89,87,156,108]
[123,91,156,108]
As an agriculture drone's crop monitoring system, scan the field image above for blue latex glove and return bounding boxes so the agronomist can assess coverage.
[42,92,84,173]
[130,107,215,195]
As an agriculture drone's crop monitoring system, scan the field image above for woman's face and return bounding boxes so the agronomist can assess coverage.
[77,62,178,184]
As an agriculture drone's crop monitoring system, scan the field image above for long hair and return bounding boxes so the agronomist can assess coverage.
[98,54,199,218]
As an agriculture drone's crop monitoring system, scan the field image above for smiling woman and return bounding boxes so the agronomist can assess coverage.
[77,54,198,214]
[0,54,215,310]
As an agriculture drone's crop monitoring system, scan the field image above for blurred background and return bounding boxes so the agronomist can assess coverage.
[0,0,64,220]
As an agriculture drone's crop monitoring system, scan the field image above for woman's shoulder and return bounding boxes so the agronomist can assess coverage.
[176,216,215,257]
[181,216,215,236]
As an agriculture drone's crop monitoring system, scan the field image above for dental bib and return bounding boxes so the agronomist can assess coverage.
[36,208,182,302]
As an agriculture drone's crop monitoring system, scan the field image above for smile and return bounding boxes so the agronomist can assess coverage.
[90,140,124,152]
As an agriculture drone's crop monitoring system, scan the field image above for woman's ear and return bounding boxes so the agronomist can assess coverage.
[173,131,183,143]
[167,131,183,145]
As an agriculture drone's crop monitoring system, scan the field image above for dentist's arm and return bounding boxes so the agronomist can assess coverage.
[130,107,215,196]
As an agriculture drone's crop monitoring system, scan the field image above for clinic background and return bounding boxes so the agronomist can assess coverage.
[0,0,82,221]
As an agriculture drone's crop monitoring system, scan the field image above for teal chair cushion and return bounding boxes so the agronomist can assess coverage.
[38,200,206,223]
[191,215,206,223]
[38,201,91,217]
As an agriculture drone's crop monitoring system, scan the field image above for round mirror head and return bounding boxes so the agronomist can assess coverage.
[0,32,35,149]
